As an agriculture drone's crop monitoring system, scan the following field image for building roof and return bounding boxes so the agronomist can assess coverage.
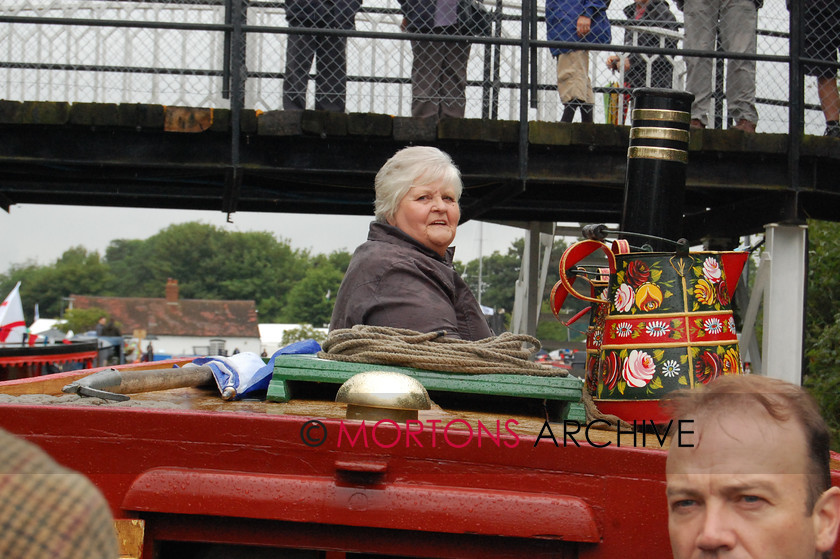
[70,280,259,338]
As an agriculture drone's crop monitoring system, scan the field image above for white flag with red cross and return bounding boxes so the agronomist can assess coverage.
[0,281,26,344]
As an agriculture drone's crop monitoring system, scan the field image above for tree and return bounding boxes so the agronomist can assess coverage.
[61,307,108,335]
[805,219,840,450]
[281,253,349,325]
[281,325,328,346]
[456,239,523,315]
[102,222,310,322]
[0,247,113,322]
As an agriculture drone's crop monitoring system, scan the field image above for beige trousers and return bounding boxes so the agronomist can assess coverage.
[556,50,594,104]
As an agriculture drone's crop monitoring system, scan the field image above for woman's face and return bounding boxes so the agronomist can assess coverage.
[388,179,460,257]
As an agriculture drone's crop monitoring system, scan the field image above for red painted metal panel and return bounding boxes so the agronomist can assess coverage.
[122,467,601,542]
[0,403,673,558]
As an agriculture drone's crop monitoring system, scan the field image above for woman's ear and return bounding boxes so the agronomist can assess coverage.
[814,485,840,553]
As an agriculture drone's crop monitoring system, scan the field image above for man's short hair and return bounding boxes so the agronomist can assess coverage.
[663,374,832,511]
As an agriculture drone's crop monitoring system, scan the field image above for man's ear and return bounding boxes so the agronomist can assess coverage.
[814,485,840,553]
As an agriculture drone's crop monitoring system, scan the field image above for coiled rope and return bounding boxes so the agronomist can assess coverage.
[317,325,566,377]
[318,325,634,430]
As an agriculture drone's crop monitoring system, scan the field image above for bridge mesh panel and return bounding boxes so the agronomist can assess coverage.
[0,0,833,133]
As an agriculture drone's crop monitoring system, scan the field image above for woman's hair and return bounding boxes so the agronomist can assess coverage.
[374,146,463,224]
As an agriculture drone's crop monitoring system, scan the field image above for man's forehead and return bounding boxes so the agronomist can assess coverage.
[666,409,811,475]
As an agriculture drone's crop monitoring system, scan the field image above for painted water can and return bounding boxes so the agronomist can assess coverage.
[553,239,749,423]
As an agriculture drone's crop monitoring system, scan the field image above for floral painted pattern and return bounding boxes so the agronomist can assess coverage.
[695,350,723,384]
[602,352,621,391]
[703,317,723,334]
[614,283,634,312]
[662,360,680,378]
[598,344,741,399]
[635,283,664,311]
[645,320,670,337]
[702,257,722,284]
[625,260,651,287]
[622,350,656,387]
[694,279,716,306]
[593,251,746,403]
[616,322,633,337]
[721,347,741,374]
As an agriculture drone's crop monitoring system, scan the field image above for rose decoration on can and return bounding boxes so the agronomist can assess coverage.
[602,352,621,391]
[614,283,634,313]
[635,282,664,312]
[694,278,716,306]
[702,257,722,284]
[717,279,731,307]
[722,347,741,374]
[695,350,723,384]
[625,260,651,287]
[622,349,656,388]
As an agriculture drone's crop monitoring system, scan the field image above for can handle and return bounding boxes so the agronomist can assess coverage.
[552,239,618,308]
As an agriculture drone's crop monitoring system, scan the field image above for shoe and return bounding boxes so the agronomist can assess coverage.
[689,118,705,129]
[733,119,756,133]
[825,124,840,138]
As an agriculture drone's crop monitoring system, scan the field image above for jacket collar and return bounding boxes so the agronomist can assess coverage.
[368,221,456,265]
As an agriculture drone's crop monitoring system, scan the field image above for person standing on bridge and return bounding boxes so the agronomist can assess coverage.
[546,0,612,123]
[398,0,473,120]
[606,0,678,91]
[677,0,761,133]
[792,0,840,138]
[282,0,362,112]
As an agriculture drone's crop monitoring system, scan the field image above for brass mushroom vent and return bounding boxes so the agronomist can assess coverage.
[335,371,431,422]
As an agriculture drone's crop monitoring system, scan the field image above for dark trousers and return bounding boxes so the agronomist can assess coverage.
[410,34,471,119]
[283,32,348,112]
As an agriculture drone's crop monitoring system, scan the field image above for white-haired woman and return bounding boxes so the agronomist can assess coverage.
[329,146,492,340]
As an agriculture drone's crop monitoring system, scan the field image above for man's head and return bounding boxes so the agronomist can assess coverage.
[664,374,840,559]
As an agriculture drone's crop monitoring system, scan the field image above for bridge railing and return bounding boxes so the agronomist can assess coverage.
[0,0,831,136]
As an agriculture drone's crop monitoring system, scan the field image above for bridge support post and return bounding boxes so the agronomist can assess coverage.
[761,222,807,384]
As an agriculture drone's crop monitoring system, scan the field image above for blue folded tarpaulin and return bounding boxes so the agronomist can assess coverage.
[191,339,321,400]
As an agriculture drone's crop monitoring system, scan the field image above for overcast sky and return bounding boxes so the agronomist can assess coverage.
[0,204,531,271]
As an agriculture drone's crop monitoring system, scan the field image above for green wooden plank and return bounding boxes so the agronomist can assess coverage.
[273,354,582,389]
[267,354,584,405]
[565,402,587,423]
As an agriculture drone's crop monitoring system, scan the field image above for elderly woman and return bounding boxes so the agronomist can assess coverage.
[329,146,492,341]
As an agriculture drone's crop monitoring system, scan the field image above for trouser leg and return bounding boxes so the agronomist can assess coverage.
[438,40,471,118]
[314,34,348,112]
[720,0,758,124]
[411,39,442,118]
[683,0,720,125]
[283,33,317,110]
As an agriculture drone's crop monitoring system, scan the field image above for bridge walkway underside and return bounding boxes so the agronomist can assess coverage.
[2,101,840,244]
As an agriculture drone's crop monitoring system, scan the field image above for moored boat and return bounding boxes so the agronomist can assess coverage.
[0,354,837,559]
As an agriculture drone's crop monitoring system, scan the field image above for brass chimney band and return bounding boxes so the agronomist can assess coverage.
[627,146,689,163]
[631,108,691,124]
[629,127,690,143]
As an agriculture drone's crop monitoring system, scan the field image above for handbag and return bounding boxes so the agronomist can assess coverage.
[457,0,492,37]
